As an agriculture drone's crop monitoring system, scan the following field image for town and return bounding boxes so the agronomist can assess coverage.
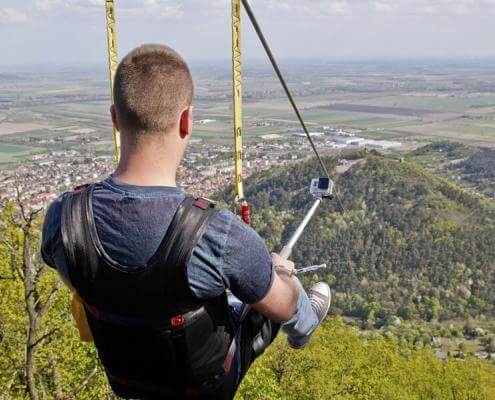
[0,125,402,210]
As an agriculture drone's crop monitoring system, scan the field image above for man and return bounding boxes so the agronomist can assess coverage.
[42,44,330,399]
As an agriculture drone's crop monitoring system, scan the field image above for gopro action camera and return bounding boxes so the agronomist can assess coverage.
[310,177,334,198]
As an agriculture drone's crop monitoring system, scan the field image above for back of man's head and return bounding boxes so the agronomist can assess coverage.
[114,44,194,138]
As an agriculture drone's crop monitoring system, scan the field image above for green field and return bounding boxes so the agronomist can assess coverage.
[0,144,37,164]
[2,61,495,168]
[354,94,495,113]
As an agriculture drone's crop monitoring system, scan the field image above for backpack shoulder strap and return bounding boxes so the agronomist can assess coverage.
[151,197,217,302]
[60,184,99,288]
[62,184,217,303]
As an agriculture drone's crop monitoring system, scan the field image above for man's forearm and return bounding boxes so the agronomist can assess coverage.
[253,267,300,323]
[276,269,300,319]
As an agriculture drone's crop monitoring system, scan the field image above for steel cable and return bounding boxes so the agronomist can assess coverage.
[241,0,346,213]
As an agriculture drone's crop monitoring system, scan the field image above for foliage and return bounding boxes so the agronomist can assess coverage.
[456,147,495,194]
[409,141,476,159]
[0,200,113,399]
[2,146,495,398]
[229,151,495,322]
[411,141,495,198]
[236,318,495,400]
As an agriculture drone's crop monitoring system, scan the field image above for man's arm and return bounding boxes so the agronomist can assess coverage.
[41,193,72,287]
[252,253,299,322]
[209,210,300,322]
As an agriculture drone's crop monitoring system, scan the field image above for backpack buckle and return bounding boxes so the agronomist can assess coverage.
[170,315,185,328]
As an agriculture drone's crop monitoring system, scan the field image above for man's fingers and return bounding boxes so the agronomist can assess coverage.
[271,252,295,270]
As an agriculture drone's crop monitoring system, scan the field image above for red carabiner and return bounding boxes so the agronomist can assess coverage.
[241,200,251,225]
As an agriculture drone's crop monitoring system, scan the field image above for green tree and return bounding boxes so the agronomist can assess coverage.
[0,195,111,399]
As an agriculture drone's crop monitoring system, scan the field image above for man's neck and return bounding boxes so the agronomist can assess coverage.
[113,165,177,187]
[113,135,181,187]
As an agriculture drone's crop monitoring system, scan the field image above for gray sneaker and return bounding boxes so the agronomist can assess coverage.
[288,282,331,349]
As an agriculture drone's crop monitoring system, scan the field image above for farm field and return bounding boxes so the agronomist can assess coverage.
[1,59,495,168]
[0,144,37,165]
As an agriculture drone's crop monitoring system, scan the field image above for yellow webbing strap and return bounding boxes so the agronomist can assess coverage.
[231,0,244,201]
[105,0,121,164]
[71,292,94,342]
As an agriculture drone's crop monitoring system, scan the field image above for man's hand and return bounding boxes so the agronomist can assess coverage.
[252,253,300,323]
[271,253,295,277]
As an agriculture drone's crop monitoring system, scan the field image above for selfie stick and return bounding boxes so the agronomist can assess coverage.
[279,198,322,259]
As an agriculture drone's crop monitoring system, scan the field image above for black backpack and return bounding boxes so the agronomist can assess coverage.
[60,184,238,399]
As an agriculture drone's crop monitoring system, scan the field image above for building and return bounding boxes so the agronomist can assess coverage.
[290,132,325,138]
[335,137,366,146]
[363,140,402,149]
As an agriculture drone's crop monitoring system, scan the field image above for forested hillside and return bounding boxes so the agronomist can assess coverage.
[235,318,495,400]
[234,151,495,324]
[411,141,495,198]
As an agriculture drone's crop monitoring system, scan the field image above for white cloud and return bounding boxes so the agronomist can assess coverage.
[29,0,184,19]
[328,1,351,15]
[24,0,495,21]
[422,5,438,14]
[248,0,493,18]
[374,1,394,13]
[33,0,62,10]
[0,8,29,23]
[450,0,475,14]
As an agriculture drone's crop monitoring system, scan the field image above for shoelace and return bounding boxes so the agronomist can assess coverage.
[309,290,329,321]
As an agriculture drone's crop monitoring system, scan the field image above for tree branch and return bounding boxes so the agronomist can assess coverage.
[37,282,61,319]
[0,237,16,253]
[48,356,63,400]
[31,328,60,349]
[29,208,43,223]
[1,237,24,280]
[63,367,98,400]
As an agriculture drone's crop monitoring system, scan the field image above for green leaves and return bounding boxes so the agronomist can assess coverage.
[237,151,495,321]
[236,319,495,400]
[0,201,112,399]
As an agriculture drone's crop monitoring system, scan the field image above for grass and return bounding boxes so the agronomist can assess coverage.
[354,94,495,113]
[359,130,409,140]
[0,143,38,164]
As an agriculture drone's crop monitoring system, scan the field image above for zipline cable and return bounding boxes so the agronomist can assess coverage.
[241,0,346,214]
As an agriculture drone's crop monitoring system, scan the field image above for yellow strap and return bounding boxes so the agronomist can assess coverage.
[105,0,121,164]
[71,292,94,342]
[232,0,244,201]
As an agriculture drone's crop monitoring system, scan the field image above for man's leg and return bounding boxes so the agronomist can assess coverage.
[282,278,331,349]
[227,293,280,386]
[226,292,247,387]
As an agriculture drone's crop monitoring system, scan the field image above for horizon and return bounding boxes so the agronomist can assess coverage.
[2,56,495,74]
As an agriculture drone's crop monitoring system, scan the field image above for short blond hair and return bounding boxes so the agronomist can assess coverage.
[114,44,194,136]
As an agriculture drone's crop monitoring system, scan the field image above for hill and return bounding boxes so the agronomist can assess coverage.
[411,141,495,199]
[235,318,495,400]
[229,151,495,325]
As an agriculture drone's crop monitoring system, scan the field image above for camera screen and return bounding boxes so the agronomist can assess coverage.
[318,178,330,190]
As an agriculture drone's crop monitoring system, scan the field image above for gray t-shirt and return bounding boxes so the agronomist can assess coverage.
[41,177,274,304]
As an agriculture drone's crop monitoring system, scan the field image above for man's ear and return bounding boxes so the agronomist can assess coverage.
[110,105,120,132]
[179,106,193,138]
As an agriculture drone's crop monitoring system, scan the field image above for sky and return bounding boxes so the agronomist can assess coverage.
[0,0,494,67]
